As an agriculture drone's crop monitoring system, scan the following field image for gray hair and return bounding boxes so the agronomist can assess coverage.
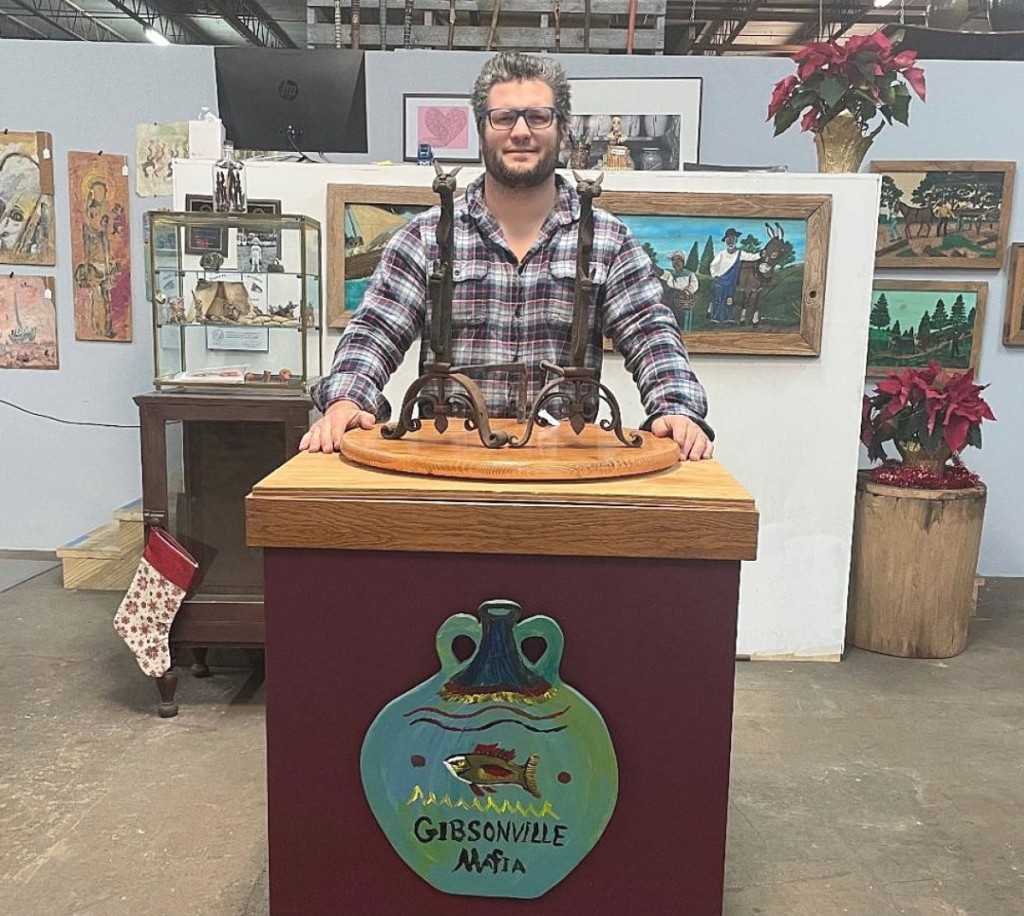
[471,52,571,127]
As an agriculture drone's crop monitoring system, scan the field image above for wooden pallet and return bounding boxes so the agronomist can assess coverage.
[56,499,143,591]
[307,0,667,52]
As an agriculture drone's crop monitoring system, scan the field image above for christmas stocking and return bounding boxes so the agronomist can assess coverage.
[114,528,199,678]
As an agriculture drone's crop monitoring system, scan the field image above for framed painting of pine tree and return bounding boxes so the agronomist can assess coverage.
[867,279,986,376]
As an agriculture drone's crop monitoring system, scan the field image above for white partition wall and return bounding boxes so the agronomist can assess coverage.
[173,161,878,658]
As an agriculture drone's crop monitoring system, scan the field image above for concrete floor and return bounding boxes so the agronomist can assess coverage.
[1,567,1022,916]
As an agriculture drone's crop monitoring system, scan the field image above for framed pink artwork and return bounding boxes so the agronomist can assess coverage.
[403,94,480,163]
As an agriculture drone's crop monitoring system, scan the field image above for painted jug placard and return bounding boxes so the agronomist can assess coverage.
[360,599,618,899]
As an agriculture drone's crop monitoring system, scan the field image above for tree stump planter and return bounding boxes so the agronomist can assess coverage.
[847,472,987,658]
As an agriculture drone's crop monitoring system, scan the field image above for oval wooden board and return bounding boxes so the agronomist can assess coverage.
[341,420,680,481]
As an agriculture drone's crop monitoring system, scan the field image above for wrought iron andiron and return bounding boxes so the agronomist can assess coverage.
[381,163,510,448]
[382,166,640,450]
[508,172,641,449]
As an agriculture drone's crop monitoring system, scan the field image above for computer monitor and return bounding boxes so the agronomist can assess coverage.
[214,48,368,155]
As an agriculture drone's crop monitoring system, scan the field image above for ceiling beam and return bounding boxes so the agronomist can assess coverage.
[105,0,213,43]
[207,0,296,47]
[10,0,129,39]
[789,0,869,42]
[0,7,52,37]
[689,0,762,53]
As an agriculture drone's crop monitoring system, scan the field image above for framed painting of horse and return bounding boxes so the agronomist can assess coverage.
[596,190,831,356]
[872,161,1015,270]
[867,279,986,377]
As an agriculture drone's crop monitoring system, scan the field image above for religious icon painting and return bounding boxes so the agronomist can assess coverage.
[0,131,56,266]
[0,275,58,370]
[597,190,832,356]
[867,279,986,376]
[135,122,189,197]
[68,151,132,342]
[872,161,1015,269]
[360,600,618,899]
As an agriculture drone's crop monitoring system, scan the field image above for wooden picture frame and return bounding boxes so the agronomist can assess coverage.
[867,279,986,377]
[596,191,832,357]
[326,183,454,328]
[1003,242,1024,346]
[402,94,480,163]
[871,160,1015,270]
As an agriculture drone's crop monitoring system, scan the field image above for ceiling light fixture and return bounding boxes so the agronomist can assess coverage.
[145,26,171,44]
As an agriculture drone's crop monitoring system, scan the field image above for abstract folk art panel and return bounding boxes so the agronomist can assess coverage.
[867,279,986,376]
[69,152,132,342]
[872,160,1015,269]
[0,131,56,266]
[135,122,189,197]
[361,600,618,899]
[0,275,58,369]
[598,190,832,356]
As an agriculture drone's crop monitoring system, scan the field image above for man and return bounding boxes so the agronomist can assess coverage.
[659,251,698,332]
[708,228,758,324]
[302,52,713,460]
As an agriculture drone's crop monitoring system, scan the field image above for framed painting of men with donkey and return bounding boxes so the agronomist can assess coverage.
[871,161,1015,269]
[597,190,831,356]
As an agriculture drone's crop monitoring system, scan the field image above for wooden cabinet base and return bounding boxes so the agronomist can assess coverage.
[847,474,987,658]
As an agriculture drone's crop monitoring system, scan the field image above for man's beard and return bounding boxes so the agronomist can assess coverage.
[482,136,560,189]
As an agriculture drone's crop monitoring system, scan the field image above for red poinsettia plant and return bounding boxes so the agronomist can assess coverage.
[768,29,926,136]
[861,363,995,464]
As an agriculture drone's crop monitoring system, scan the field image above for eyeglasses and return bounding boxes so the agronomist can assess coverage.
[484,107,559,131]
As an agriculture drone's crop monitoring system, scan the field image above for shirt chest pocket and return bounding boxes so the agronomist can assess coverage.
[450,260,489,327]
[547,259,608,328]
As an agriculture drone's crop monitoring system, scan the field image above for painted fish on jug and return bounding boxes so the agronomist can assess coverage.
[444,743,541,798]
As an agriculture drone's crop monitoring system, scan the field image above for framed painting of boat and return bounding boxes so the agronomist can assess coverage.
[326,184,457,328]
[0,275,58,369]
[872,160,1015,269]
[596,189,832,356]
[867,279,986,376]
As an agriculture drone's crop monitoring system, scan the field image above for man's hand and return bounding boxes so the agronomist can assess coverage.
[651,415,714,461]
[299,400,375,453]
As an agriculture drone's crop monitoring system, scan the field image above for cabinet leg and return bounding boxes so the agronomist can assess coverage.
[191,647,211,678]
[156,669,179,718]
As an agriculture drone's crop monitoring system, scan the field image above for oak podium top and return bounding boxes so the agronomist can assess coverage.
[246,447,758,562]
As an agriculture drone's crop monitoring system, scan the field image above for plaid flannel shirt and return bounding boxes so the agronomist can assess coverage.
[313,174,711,435]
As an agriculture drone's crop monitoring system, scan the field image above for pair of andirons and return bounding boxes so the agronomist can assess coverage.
[381,163,640,451]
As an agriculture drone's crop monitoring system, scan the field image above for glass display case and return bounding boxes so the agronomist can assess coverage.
[146,211,322,391]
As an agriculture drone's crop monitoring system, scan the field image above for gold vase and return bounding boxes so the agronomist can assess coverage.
[813,114,875,173]
[895,439,952,472]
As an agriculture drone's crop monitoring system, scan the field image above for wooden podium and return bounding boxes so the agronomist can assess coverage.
[247,448,758,915]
